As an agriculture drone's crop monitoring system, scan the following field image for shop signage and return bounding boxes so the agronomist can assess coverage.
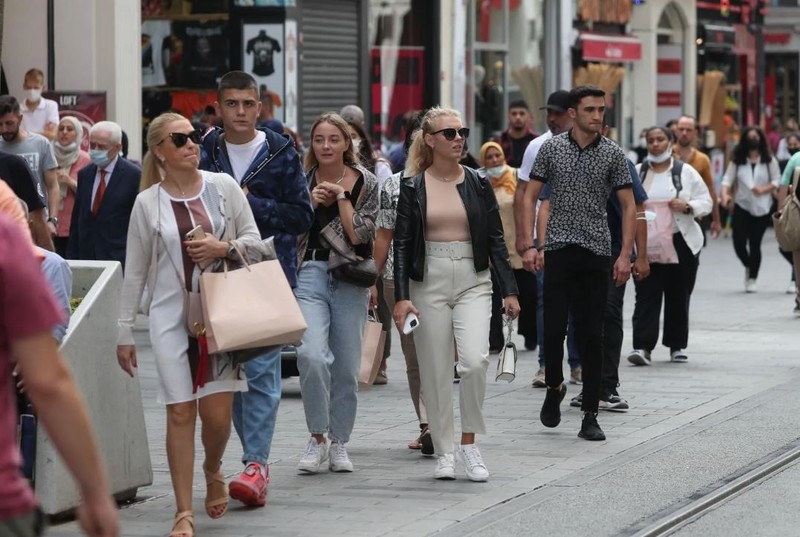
[581,33,641,62]
[764,32,791,45]
[42,91,106,152]
[578,0,632,24]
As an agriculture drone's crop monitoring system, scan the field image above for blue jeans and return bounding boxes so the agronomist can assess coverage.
[232,347,282,466]
[536,268,580,369]
[295,261,369,443]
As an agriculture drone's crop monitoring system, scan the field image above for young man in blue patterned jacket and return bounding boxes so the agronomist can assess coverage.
[199,70,313,507]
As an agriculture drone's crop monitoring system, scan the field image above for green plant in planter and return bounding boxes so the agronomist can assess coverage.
[69,297,83,314]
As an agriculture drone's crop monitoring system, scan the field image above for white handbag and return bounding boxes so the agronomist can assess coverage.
[495,318,517,382]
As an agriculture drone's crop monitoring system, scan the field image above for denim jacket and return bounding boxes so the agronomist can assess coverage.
[200,127,313,287]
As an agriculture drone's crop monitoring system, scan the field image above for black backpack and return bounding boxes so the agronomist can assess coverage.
[639,159,684,196]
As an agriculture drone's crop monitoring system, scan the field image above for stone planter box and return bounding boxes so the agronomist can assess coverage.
[35,261,152,516]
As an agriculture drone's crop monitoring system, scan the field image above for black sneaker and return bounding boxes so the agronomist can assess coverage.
[578,412,606,441]
[453,365,460,383]
[540,384,567,428]
[599,393,629,412]
[420,428,434,457]
[569,391,583,408]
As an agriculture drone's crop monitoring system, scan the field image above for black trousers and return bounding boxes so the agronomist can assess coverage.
[602,262,627,396]
[632,233,698,352]
[53,236,69,259]
[543,246,610,413]
[732,204,771,279]
[490,268,536,349]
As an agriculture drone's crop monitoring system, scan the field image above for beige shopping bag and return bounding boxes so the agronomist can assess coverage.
[358,310,385,387]
[200,259,307,353]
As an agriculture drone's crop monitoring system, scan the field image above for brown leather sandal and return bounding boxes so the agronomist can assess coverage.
[169,511,194,537]
[203,463,229,519]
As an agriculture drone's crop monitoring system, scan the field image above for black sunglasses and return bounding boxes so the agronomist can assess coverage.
[430,127,470,141]
[162,129,204,148]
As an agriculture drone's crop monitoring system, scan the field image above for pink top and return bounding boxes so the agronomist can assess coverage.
[56,151,91,237]
[0,215,63,519]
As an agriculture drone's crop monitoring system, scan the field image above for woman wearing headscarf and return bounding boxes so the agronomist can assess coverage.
[479,141,536,352]
[52,116,90,257]
[627,126,711,366]
[720,126,781,293]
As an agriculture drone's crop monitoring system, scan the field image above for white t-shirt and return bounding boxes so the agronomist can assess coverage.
[721,157,781,217]
[518,130,553,182]
[226,131,266,184]
[21,98,59,136]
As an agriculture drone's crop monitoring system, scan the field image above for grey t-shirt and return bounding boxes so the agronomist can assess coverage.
[0,133,58,205]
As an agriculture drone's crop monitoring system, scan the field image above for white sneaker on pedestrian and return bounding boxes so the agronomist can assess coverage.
[457,444,489,482]
[627,349,651,366]
[787,282,797,295]
[434,453,456,480]
[297,438,329,474]
[745,278,758,293]
[328,441,354,472]
[670,349,688,363]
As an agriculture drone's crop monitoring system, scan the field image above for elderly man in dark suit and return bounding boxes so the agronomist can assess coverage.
[67,121,140,267]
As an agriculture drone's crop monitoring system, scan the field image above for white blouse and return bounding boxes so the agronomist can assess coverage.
[721,157,780,217]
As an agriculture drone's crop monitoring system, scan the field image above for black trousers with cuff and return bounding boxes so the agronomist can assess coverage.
[543,246,610,413]
[632,233,698,353]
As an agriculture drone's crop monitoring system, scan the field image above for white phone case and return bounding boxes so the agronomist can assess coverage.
[402,313,419,335]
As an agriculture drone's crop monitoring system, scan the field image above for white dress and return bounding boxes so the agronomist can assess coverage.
[148,173,247,404]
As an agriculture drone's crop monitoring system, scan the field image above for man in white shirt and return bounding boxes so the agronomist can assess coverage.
[20,68,59,141]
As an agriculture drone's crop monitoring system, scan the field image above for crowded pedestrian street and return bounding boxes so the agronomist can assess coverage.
[48,233,799,537]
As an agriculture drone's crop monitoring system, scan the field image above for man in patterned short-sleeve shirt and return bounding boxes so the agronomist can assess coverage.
[519,85,635,442]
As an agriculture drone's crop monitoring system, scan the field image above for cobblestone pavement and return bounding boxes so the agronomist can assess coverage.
[50,235,799,536]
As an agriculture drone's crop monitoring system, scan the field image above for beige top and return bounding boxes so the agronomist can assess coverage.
[494,187,522,269]
[424,174,470,242]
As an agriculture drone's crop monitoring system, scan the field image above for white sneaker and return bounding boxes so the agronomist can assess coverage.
[745,278,758,293]
[328,441,354,472]
[434,453,455,480]
[627,349,651,366]
[670,349,688,363]
[297,438,329,474]
[457,444,489,482]
[787,282,797,295]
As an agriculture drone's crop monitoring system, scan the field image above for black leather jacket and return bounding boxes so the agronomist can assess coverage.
[393,166,519,301]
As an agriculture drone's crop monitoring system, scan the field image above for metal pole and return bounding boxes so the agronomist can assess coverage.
[47,0,55,87]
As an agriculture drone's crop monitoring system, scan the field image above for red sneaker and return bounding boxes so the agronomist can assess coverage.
[228,463,268,507]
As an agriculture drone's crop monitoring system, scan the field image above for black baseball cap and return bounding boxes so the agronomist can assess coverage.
[540,90,570,112]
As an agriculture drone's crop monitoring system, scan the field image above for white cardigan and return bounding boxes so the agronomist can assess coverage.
[117,171,260,345]
[636,159,713,255]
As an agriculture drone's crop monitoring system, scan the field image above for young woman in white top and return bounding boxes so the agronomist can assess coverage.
[721,126,781,293]
[116,112,260,537]
[628,126,712,366]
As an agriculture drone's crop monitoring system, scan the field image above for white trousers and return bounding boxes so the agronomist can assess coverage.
[410,241,492,455]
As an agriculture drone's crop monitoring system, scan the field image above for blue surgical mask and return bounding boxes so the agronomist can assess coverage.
[486,165,505,178]
[89,148,112,168]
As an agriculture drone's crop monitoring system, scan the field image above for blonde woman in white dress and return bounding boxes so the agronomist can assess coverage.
[116,112,260,537]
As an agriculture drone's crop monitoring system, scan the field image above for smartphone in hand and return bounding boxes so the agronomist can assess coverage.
[185,225,205,241]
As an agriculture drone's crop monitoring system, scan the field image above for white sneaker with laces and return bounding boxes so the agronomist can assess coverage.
[297,438,329,474]
[329,441,354,472]
[434,453,455,480]
[745,278,757,293]
[457,444,489,482]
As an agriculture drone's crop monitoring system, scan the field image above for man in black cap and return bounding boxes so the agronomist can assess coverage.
[494,99,537,168]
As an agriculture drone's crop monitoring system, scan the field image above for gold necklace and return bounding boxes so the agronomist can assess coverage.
[320,166,346,184]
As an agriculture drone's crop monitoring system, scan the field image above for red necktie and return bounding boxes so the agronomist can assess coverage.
[92,170,107,216]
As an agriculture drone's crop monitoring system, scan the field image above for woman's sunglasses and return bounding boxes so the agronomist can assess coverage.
[162,129,204,148]
[430,127,470,141]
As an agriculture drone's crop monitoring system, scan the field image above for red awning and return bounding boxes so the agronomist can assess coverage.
[581,33,642,62]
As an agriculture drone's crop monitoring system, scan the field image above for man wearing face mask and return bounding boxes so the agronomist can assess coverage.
[0,95,60,236]
[66,121,141,268]
[20,68,59,141]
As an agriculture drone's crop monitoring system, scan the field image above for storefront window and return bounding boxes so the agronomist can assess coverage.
[368,0,435,157]
[467,0,545,145]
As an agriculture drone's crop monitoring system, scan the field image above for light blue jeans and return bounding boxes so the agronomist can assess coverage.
[295,261,369,443]
[232,346,282,466]
[536,268,580,369]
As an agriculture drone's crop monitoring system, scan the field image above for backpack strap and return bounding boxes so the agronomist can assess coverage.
[671,159,683,197]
